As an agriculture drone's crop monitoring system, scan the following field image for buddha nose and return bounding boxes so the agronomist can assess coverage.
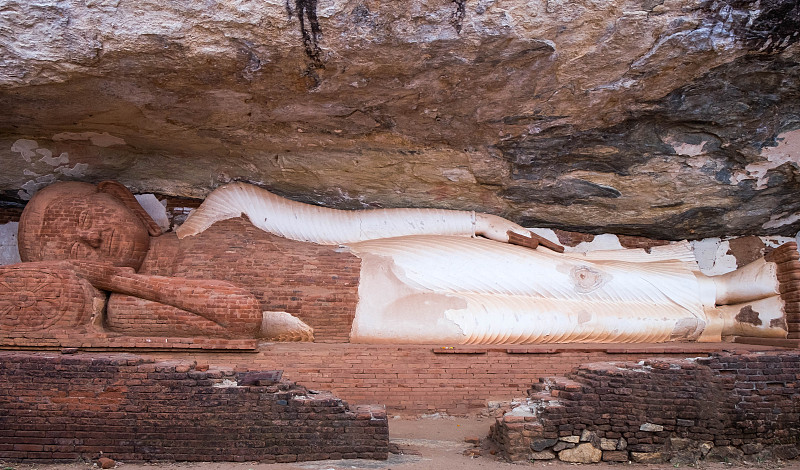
[77,229,102,248]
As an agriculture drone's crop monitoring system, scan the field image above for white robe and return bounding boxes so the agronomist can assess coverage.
[347,236,714,344]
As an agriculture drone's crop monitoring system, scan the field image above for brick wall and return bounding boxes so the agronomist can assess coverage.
[144,343,752,415]
[491,351,800,463]
[0,352,388,463]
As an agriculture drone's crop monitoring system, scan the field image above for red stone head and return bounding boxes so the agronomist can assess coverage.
[18,181,162,271]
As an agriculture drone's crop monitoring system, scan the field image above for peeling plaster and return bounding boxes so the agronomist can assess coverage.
[673,142,707,157]
[690,238,738,275]
[0,222,21,266]
[530,228,561,246]
[212,379,240,388]
[762,212,800,230]
[684,155,716,169]
[524,228,795,274]
[732,129,800,189]
[663,136,709,157]
[763,235,799,249]
[55,163,89,177]
[39,151,70,166]
[19,175,57,200]
[571,233,625,253]
[11,139,89,199]
[10,139,38,162]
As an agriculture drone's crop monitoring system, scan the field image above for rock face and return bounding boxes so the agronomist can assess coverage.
[1,0,799,239]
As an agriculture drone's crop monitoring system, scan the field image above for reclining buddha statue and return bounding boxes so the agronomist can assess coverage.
[2,180,798,344]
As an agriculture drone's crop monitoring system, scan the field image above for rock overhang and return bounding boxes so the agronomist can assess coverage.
[1,0,799,240]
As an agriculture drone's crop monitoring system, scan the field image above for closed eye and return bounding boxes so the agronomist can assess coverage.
[104,229,117,256]
[69,242,82,259]
[78,209,92,230]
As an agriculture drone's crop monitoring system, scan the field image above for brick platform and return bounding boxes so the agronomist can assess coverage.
[1,344,794,464]
[0,352,389,463]
[140,342,780,416]
[0,326,259,350]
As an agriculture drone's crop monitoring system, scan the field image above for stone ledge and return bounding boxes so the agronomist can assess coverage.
[733,336,800,348]
[0,334,259,351]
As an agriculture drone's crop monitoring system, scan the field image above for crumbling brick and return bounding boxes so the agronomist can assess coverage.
[0,352,389,463]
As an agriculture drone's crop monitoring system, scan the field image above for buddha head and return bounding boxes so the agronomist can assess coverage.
[18,181,162,270]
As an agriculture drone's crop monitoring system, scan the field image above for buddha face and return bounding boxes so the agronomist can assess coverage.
[19,183,151,270]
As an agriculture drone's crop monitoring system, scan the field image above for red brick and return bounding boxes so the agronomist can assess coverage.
[0,352,388,464]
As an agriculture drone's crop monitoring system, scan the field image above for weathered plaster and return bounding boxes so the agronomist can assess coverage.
[0,222,20,265]
[9,139,88,200]
[732,129,800,189]
[691,238,740,276]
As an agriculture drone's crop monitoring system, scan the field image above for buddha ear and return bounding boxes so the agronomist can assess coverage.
[97,181,163,236]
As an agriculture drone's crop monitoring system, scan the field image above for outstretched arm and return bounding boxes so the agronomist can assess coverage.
[176,182,562,250]
[176,182,477,243]
[69,261,263,337]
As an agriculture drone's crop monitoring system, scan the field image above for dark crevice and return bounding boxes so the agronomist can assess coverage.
[713,0,800,52]
[0,192,26,208]
[286,0,324,68]
[451,0,466,34]
[741,0,800,52]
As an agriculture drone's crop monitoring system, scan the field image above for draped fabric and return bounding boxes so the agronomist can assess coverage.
[348,236,708,344]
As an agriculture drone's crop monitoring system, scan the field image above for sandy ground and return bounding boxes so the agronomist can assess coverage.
[4,415,800,470]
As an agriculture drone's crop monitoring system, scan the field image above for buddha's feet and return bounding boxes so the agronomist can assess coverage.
[261,311,315,342]
[765,242,800,339]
